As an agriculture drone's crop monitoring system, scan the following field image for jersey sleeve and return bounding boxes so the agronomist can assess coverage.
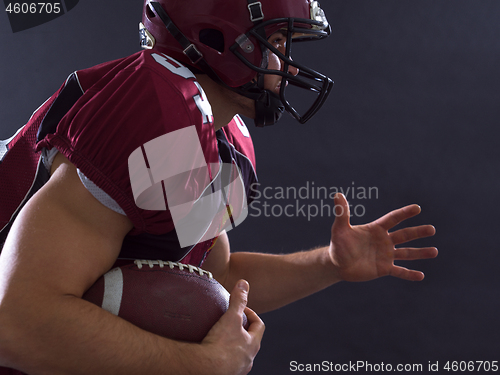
[36,50,220,236]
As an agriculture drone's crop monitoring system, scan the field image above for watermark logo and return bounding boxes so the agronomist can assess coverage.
[4,0,79,33]
[128,126,248,248]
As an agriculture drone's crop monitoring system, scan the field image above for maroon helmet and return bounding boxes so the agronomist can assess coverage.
[140,0,333,127]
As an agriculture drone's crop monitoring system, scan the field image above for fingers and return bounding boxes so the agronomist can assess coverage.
[227,280,250,324]
[374,204,422,231]
[390,265,426,281]
[228,280,265,337]
[243,306,265,342]
[202,280,265,375]
[389,225,436,245]
[227,280,265,363]
[391,246,438,281]
[394,247,439,260]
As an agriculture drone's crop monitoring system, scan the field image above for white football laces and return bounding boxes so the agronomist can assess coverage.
[133,259,214,279]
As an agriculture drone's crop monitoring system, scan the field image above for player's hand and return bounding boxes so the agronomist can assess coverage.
[201,280,265,375]
[329,193,438,282]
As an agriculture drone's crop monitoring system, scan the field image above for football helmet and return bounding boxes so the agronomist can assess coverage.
[140,0,333,127]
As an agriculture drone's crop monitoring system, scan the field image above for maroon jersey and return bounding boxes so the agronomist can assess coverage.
[0,50,258,266]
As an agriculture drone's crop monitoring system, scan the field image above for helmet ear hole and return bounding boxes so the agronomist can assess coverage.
[199,29,225,53]
[146,3,156,19]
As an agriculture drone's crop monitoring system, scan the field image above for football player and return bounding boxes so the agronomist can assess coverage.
[0,1,437,374]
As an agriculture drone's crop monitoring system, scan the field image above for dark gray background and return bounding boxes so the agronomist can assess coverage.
[1,1,499,373]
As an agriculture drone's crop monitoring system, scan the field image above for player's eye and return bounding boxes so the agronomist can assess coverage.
[268,32,287,49]
[273,38,286,51]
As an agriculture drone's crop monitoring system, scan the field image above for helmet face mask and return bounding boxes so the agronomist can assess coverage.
[140,0,333,127]
[231,16,333,125]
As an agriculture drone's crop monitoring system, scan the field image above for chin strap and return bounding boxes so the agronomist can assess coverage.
[255,91,285,127]
[237,81,284,127]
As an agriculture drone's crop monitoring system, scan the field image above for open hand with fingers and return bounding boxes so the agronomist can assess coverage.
[329,193,438,282]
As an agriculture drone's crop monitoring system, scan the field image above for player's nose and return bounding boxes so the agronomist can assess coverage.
[282,58,299,76]
[288,64,299,76]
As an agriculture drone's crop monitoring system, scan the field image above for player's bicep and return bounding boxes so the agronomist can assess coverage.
[202,231,231,286]
[0,156,133,300]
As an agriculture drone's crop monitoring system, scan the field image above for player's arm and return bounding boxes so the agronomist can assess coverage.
[204,234,337,313]
[0,154,264,375]
[204,194,438,314]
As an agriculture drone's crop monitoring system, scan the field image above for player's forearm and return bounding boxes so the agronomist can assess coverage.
[0,294,208,375]
[223,247,340,314]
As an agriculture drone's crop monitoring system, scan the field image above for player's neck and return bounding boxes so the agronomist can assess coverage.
[195,74,253,132]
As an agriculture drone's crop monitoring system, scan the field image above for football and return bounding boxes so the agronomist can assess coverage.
[82,259,247,342]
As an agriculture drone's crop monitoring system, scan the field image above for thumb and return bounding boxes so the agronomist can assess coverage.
[332,193,351,230]
[227,279,250,319]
